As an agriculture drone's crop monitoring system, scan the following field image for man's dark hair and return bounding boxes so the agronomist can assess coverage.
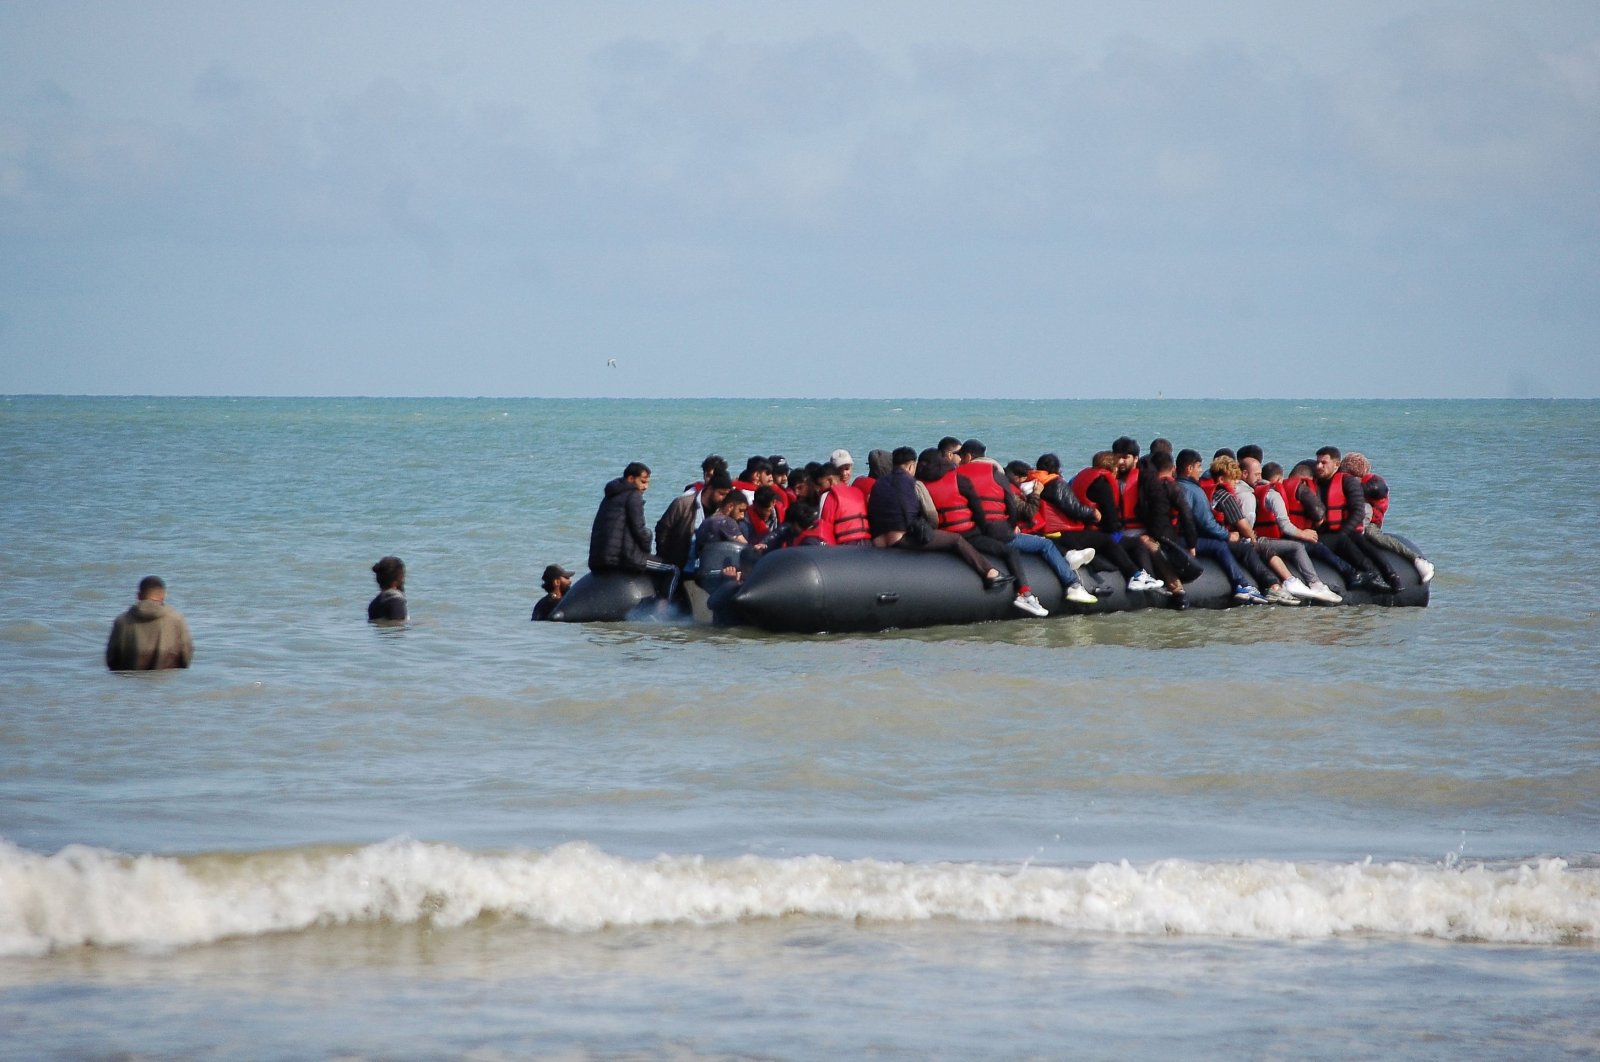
[891,446,917,466]
[371,556,404,588]
[786,501,819,529]
[959,438,986,458]
[1149,451,1175,473]
[741,458,773,478]
[816,462,841,480]
[1111,436,1140,457]
[753,484,778,508]
[1149,438,1172,456]
[937,436,961,454]
[705,469,733,491]
[701,454,726,477]
[1035,453,1062,475]
[137,575,166,598]
[1237,444,1263,463]
[1175,448,1203,473]
[1316,445,1341,460]
[1292,461,1316,477]
[787,466,813,489]
[1213,447,1235,460]
[1262,461,1284,479]
[623,461,650,479]
[1005,459,1033,479]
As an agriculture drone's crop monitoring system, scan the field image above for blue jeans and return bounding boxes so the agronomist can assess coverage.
[1011,533,1081,589]
[1194,538,1252,588]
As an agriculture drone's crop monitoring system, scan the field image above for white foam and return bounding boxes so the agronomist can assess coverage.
[1,838,1595,956]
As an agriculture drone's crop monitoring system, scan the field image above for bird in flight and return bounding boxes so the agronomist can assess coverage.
[607,358,618,368]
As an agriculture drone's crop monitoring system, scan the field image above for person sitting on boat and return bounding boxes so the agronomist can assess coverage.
[1175,449,1276,605]
[1035,452,1165,593]
[693,490,750,554]
[762,500,825,548]
[1312,447,1399,593]
[588,461,679,601]
[1339,452,1434,584]
[922,448,1045,615]
[655,469,732,571]
[814,462,872,545]
[1207,455,1310,605]
[1256,461,1364,589]
[830,449,857,490]
[732,457,776,503]
[957,441,1099,606]
[1239,457,1342,603]
[682,454,727,494]
[851,449,892,503]
[867,446,1001,589]
[744,484,783,543]
[1134,451,1197,607]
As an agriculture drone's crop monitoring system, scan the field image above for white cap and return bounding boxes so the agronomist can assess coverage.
[831,449,854,468]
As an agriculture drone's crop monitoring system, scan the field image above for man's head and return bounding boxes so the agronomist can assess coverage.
[1339,452,1371,477]
[814,462,842,491]
[1150,451,1176,475]
[1035,453,1062,475]
[752,484,779,514]
[371,556,405,590]
[719,493,749,519]
[829,450,854,480]
[624,462,651,491]
[1262,461,1285,482]
[1148,438,1172,457]
[541,564,574,596]
[937,436,961,462]
[1175,449,1203,478]
[137,575,166,602]
[700,454,727,479]
[958,439,985,463]
[1111,436,1139,473]
[1091,450,1116,472]
[1004,459,1033,484]
[1291,460,1316,479]
[1241,457,1264,486]
[1237,444,1263,464]
[702,470,733,510]
[891,445,917,471]
[1211,455,1242,483]
[741,458,774,486]
[1313,446,1341,481]
[767,456,790,486]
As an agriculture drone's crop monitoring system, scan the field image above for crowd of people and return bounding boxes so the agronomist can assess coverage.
[103,435,1434,670]
[573,435,1434,617]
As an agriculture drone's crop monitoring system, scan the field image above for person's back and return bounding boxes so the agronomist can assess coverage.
[589,466,653,572]
[106,576,193,671]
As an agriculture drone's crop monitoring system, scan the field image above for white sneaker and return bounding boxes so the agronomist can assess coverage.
[1013,592,1049,617]
[1127,570,1163,592]
[1065,548,1095,571]
[1415,557,1434,584]
[1306,581,1343,604]
[1282,577,1317,601]
[1065,583,1098,605]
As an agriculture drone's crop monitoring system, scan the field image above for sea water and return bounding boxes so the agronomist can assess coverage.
[1,396,1597,1058]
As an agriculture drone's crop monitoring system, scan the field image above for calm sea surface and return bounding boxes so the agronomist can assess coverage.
[2,396,1598,1058]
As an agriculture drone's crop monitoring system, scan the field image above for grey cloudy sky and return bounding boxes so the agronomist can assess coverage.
[2,1,1596,398]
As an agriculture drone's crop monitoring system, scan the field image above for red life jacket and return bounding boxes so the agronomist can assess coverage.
[956,463,1010,527]
[1198,475,1216,500]
[785,523,825,547]
[1016,490,1047,534]
[1361,473,1389,527]
[746,507,773,540]
[1070,467,1114,512]
[1320,474,1349,532]
[1283,475,1315,530]
[1253,482,1286,538]
[851,475,876,503]
[821,483,871,545]
[1117,466,1143,531]
[925,471,976,535]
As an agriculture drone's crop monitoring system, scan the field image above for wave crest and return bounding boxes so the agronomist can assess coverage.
[2,838,1594,956]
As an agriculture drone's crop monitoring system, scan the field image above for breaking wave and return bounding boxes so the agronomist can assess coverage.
[2,838,1595,956]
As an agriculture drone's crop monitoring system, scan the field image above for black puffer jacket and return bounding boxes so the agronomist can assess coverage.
[588,478,654,572]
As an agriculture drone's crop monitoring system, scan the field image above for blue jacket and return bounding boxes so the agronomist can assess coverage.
[1177,477,1230,541]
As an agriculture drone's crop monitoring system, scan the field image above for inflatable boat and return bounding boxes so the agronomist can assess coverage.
[548,536,1430,633]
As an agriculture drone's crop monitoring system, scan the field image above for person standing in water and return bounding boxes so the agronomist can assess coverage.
[368,556,408,622]
[106,576,194,670]
[531,564,574,621]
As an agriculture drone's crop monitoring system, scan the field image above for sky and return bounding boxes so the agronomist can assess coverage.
[1,1,1597,398]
